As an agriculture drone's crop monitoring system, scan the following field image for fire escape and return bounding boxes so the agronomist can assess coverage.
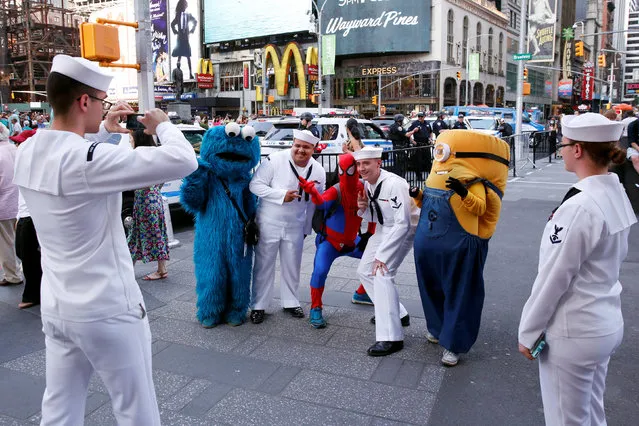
[0,0,84,103]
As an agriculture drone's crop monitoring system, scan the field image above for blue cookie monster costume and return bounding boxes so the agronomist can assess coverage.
[180,123,261,328]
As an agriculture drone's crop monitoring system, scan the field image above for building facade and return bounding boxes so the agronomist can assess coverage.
[203,0,508,118]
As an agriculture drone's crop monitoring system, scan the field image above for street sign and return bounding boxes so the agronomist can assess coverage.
[313,89,325,94]
[608,75,616,82]
[513,53,532,61]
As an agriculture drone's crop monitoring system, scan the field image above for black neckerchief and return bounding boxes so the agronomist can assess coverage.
[548,187,581,221]
[367,181,384,225]
[289,161,313,202]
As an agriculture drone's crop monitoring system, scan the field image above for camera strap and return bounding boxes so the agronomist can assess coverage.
[219,179,248,225]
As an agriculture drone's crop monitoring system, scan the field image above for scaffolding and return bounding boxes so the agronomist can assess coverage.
[0,0,85,103]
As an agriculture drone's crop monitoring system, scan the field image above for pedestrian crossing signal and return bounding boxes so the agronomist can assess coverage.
[79,23,120,62]
[574,41,584,57]
[456,71,461,80]
[372,95,378,105]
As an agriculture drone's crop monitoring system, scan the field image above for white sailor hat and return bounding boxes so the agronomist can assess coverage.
[352,146,383,161]
[293,129,320,146]
[561,112,624,142]
[50,54,113,92]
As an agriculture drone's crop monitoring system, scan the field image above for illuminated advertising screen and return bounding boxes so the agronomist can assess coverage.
[322,0,431,56]
[151,0,170,84]
[168,0,201,81]
[204,0,314,44]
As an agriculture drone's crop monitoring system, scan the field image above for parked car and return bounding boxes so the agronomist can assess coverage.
[371,115,410,136]
[246,117,280,143]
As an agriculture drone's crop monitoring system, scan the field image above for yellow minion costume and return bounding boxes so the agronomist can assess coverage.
[413,130,509,356]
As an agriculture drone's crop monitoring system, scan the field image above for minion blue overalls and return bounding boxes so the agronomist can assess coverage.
[414,181,500,354]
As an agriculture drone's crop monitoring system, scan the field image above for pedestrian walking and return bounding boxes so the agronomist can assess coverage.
[249,129,326,324]
[12,55,197,425]
[354,146,418,357]
[0,122,22,287]
[518,113,636,426]
[127,130,170,280]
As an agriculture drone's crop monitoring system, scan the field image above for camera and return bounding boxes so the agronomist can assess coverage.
[125,114,145,130]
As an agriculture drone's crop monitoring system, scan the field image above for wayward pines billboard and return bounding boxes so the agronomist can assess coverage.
[322,0,431,56]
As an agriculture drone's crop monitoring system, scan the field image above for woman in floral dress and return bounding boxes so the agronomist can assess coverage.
[127,130,170,280]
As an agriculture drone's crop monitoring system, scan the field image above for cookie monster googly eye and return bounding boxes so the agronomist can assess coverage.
[433,143,451,162]
[241,126,256,142]
[225,122,240,138]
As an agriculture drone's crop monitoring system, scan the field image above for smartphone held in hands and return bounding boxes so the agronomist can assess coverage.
[126,114,145,130]
[531,332,546,359]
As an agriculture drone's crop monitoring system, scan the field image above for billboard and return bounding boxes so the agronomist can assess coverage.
[625,82,639,96]
[168,0,201,82]
[527,0,558,63]
[151,0,170,84]
[204,0,314,44]
[323,0,431,56]
[558,79,572,98]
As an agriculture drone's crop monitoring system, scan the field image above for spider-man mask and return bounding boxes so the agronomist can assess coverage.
[338,153,359,192]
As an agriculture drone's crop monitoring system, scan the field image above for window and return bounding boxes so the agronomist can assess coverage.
[358,123,386,140]
[219,62,243,92]
[447,10,455,64]
[476,23,482,52]
[318,124,339,141]
[488,28,494,73]
[463,17,469,67]
[499,33,504,74]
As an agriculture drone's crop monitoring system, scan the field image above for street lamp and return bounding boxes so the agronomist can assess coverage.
[311,0,328,115]
[465,33,492,106]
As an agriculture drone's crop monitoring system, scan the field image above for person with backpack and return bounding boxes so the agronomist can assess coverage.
[298,153,376,328]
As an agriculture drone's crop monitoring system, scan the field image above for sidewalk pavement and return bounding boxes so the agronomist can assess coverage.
[1,160,637,425]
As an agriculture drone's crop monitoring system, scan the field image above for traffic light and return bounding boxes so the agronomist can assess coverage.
[372,95,378,105]
[598,54,606,67]
[79,23,120,62]
[456,71,461,80]
[574,40,584,57]
[523,68,528,79]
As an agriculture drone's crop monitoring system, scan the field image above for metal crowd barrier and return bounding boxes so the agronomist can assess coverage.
[259,146,434,188]
[501,131,556,177]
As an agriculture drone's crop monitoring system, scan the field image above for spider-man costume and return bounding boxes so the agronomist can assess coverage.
[299,153,375,328]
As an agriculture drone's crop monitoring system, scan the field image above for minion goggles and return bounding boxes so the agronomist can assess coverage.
[433,143,510,167]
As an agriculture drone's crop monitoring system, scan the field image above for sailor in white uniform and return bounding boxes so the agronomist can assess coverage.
[12,55,198,426]
[249,129,326,324]
[518,113,636,426]
[355,146,419,356]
